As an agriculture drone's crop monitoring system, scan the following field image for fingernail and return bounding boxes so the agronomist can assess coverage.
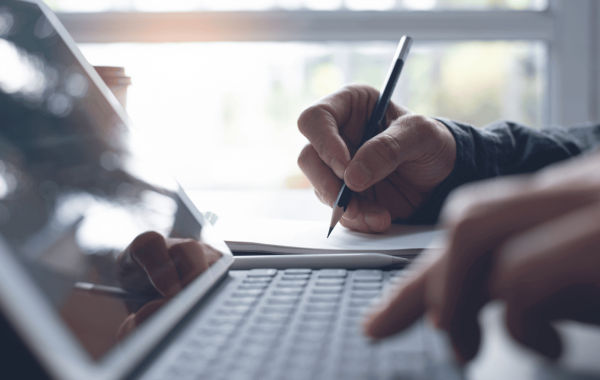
[365,212,384,230]
[347,160,372,187]
[330,157,345,179]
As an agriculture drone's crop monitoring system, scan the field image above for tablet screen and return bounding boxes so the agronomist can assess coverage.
[0,0,230,361]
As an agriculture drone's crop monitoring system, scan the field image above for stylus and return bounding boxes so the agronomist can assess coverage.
[328,35,413,238]
[74,282,159,301]
[230,253,409,270]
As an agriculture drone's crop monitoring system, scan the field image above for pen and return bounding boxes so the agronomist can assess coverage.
[230,253,408,270]
[74,282,160,302]
[328,35,413,238]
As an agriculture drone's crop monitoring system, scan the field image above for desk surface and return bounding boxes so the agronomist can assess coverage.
[187,189,600,380]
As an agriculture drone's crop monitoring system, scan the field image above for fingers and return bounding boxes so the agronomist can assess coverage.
[433,175,600,332]
[344,115,449,193]
[298,84,407,179]
[166,239,209,288]
[339,197,391,233]
[489,201,600,359]
[298,144,342,207]
[364,257,430,338]
[128,231,182,297]
[297,87,357,178]
[121,232,213,298]
[504,301,562,360]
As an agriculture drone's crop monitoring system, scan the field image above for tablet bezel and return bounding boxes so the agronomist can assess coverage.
[0,1,235,379]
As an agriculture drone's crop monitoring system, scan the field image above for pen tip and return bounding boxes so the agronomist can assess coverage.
[327,227,333,238]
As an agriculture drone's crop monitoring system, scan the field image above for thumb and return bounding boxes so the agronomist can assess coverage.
[344,114,429,192]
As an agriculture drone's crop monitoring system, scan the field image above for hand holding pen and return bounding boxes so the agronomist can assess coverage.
[297,36,457,235]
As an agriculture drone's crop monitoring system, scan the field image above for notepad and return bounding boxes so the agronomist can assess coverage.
[213,217,443,257]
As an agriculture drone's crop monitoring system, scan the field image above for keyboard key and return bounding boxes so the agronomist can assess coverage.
[318,269,347,278]
[238,283,268,290]
[353,277,382,283]
[243,277,272,283]
[346,308,367,317]
[315,279,345,286]
[352,283,382,290]
[348,299,372,308]
[181,343,220,359]
[207,317,243,326]
[266,296,299,305]
[223,298,256,306]
[282,274,311,280]
[260,306,295,315]
[308,295,341,303]
[276,281,307,288]
[241,335,279,348]
[255,315,289,325]
[300,313,334,322]
[353,269,383,281]
[248,269,277,277]
[272,288,304,296]
[215,306,251,316]
[231,290,263,297]
[351,291,380,299]
[388,275,405,285]
[247,324,282,336]
[312,287,343,294]
[354,269,383,278]
[305,304,338,313]
[295,322,330,332]
[295,331,327,343]
[284,268,312,274]
[195,325,236,337]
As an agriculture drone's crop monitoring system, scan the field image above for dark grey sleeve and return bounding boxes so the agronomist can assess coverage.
[403,118,600,225]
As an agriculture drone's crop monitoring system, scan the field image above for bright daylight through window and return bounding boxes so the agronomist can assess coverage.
[43,0,548,192]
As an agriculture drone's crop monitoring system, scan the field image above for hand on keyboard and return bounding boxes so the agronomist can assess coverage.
[364,152,600,362]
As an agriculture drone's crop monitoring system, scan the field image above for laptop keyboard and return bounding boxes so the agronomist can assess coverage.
[148,268,432,380]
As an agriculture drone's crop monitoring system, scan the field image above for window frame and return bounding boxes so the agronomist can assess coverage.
[56,0,600,127]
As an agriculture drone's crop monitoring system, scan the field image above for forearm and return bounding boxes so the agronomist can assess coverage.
[405,119,600,224]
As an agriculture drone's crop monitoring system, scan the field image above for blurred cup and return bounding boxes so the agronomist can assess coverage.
[93,66,132,110]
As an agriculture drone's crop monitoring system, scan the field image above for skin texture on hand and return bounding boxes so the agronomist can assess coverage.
[297,84,456,233]
[363,151,600,362]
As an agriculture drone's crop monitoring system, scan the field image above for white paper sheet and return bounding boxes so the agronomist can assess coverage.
[214,217,443,257]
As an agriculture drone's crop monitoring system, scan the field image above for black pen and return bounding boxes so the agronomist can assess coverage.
[328,35,413,238]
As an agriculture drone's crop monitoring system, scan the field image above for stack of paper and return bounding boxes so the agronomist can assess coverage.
[213,217,442,257]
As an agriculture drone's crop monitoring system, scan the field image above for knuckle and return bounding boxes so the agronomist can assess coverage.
[131,231,164,259]
[297,144,315,169]
[297,105,323,135]
[314,134,333,158]
[449,203,485,240]
[402,114,435,138]
[403,113,430,128]
[443,186,486,221]
[170,239,198,255]
[370,133,402,166]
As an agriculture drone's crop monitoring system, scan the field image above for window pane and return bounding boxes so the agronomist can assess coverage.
[78,41,546,190]
[44,0,547,12]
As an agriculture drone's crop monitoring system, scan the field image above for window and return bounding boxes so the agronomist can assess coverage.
[44,0,600,192]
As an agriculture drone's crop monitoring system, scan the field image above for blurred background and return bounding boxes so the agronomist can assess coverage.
[44,0,598,196]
